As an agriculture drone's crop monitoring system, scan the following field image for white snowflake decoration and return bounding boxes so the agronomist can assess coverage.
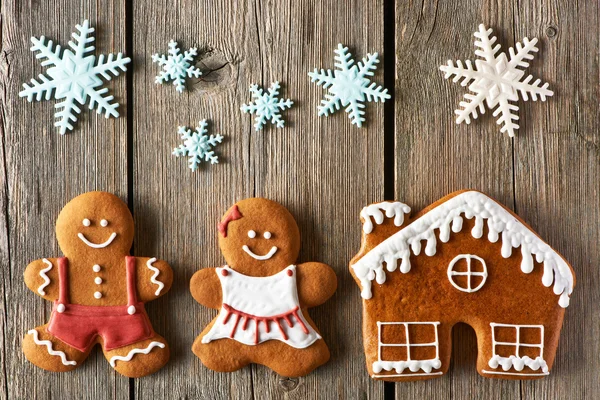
[152,40,202,93]
[19,20,130,135]
[173,120,223,171]
[240,82,293,131]
[308,44,390,127]
[440,24,553,137]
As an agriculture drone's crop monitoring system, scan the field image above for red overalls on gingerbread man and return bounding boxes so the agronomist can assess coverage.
[23,191,173,377]
[190,198,337,377]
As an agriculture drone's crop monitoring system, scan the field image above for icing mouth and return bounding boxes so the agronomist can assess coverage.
[242,245,278,260]
[78,232,117,248]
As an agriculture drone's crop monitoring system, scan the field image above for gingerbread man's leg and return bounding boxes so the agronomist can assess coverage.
[192,320,252,372]
[22,324,88,372]
[103,334,169,378]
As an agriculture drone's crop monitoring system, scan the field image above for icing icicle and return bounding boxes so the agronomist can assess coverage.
[28,329,76,366]
[351,191,574,307]
[146,258,165,296]
[109,341,165,367]
[38,258,53,295]
[360,202,411,234]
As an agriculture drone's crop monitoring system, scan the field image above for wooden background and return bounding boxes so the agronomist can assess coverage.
[1,0,598,399]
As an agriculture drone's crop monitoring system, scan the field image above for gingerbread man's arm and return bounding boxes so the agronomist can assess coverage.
[24,258,60,301]
[296,262,337,308]
[135,257,173,302]
[190,268,222,310]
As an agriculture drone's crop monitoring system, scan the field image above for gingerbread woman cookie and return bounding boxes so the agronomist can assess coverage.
[23,191,173,378]
[190,198,337,377]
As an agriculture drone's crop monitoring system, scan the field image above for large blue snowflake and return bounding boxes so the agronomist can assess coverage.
[173,120,223,171]
[19,20,130,134]
[308,44,390,127]
[152,40,202,93]
[240,82,293,131]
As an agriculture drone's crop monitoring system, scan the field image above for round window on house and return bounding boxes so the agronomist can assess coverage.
[447,254,488,293]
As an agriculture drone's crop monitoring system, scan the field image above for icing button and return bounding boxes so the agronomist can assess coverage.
[221,269,229,277]
[94,291,102,299]
[127,305,136,315]
[94,277,102,285]
[57,304,65,313]
[93,264,101,272]
[287,269,293,277]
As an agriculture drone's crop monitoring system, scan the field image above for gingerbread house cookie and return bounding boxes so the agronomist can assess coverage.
[350,190,575,381]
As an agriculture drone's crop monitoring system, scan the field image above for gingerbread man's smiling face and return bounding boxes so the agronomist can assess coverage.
[218,198,300,277]
[56,191,134,258]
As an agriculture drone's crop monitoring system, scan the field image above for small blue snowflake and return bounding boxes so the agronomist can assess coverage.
[240,82,293,131]
[308,44,390,127]
[152,40,202,93]
[172,120,223,171]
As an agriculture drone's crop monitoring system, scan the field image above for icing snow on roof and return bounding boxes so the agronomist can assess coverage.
[352,191,574,308]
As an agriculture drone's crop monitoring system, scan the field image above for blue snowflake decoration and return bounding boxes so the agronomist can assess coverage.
[19,20,131,134]
[308,44,390,127]
[173,120,223,171]
[240,82,293,131]
[152,40,202,93]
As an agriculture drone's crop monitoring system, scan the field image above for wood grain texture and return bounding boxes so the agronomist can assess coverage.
[0,1,130,399]
[132,0,384,398]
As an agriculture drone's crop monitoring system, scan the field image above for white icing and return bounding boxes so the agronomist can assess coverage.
[351,191,574,307]
[242,245,278,260]
[28,329,76,366]
[263,231,272,239]
[82,218,90,227]
[248,230,256,238]
[57,304,65,313]
[201,265,321,348]
[94,277,102,285]
[127,305,136,315]
[94,291,102,299]
[373,321,442,375]
[93,264,101,272]
[447,254,488,293]
[37,258,53,295]
[78,232,117,249]
[360,201,411,234]
[100,219,108,227]
[487,323,549,374]
[109,341,165,367]
[146,257,164,296]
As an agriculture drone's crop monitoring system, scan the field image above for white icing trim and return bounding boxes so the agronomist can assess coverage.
[242,245,278,260]
[447,254,488,293]
[361,202,411,234]
[373,321,442,375]
[109,341,165,367]
[27,329,76,366]
[77,232,117,249]
[146,257,164,296]
[487,322,549,374]
[352,191,574,307]
[482,370,549,376]
[37,258,53,295]
[372,372,443,378]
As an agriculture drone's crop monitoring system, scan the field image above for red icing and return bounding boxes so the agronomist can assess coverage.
[221,269,229,276]
[46,257,154,352]
[218,205,243,237]
[221,303,309,345]
[287,269,293,277]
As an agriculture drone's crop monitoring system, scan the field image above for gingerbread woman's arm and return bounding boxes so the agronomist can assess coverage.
[24,258,60,301]
[296,262,337,308]
[190,268,222,310]
[135,257,173,302]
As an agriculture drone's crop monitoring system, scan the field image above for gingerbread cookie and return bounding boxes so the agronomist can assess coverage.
[350,190,575,381]
[23,191,173,378]
[190,198,337,377]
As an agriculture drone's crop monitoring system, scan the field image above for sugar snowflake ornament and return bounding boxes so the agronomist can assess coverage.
[152,40,202,93]
[19,20,130,134]
[308,44,390,127]
[173,120,223,171]
[440,24,553,137]
[240,82,293,131]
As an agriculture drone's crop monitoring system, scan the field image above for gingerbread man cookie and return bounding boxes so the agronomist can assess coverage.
[190,198,337,377]
[23,191,173,377]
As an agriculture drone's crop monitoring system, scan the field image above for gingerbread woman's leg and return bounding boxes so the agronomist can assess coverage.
[22,324,88,372]
[192,320,252,372]
[254,339,330,377]
[103,334,169,378]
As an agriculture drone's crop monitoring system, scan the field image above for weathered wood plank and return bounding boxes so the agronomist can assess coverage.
[132,0,384,398]
[394,1,520,399]
[0,2,129,399]
[513,0,600,398]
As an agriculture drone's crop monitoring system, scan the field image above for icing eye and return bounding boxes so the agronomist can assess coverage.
[248,230,256,238]
[83,219,91,227]
[100,219,108,227]
[263,231,272,239]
